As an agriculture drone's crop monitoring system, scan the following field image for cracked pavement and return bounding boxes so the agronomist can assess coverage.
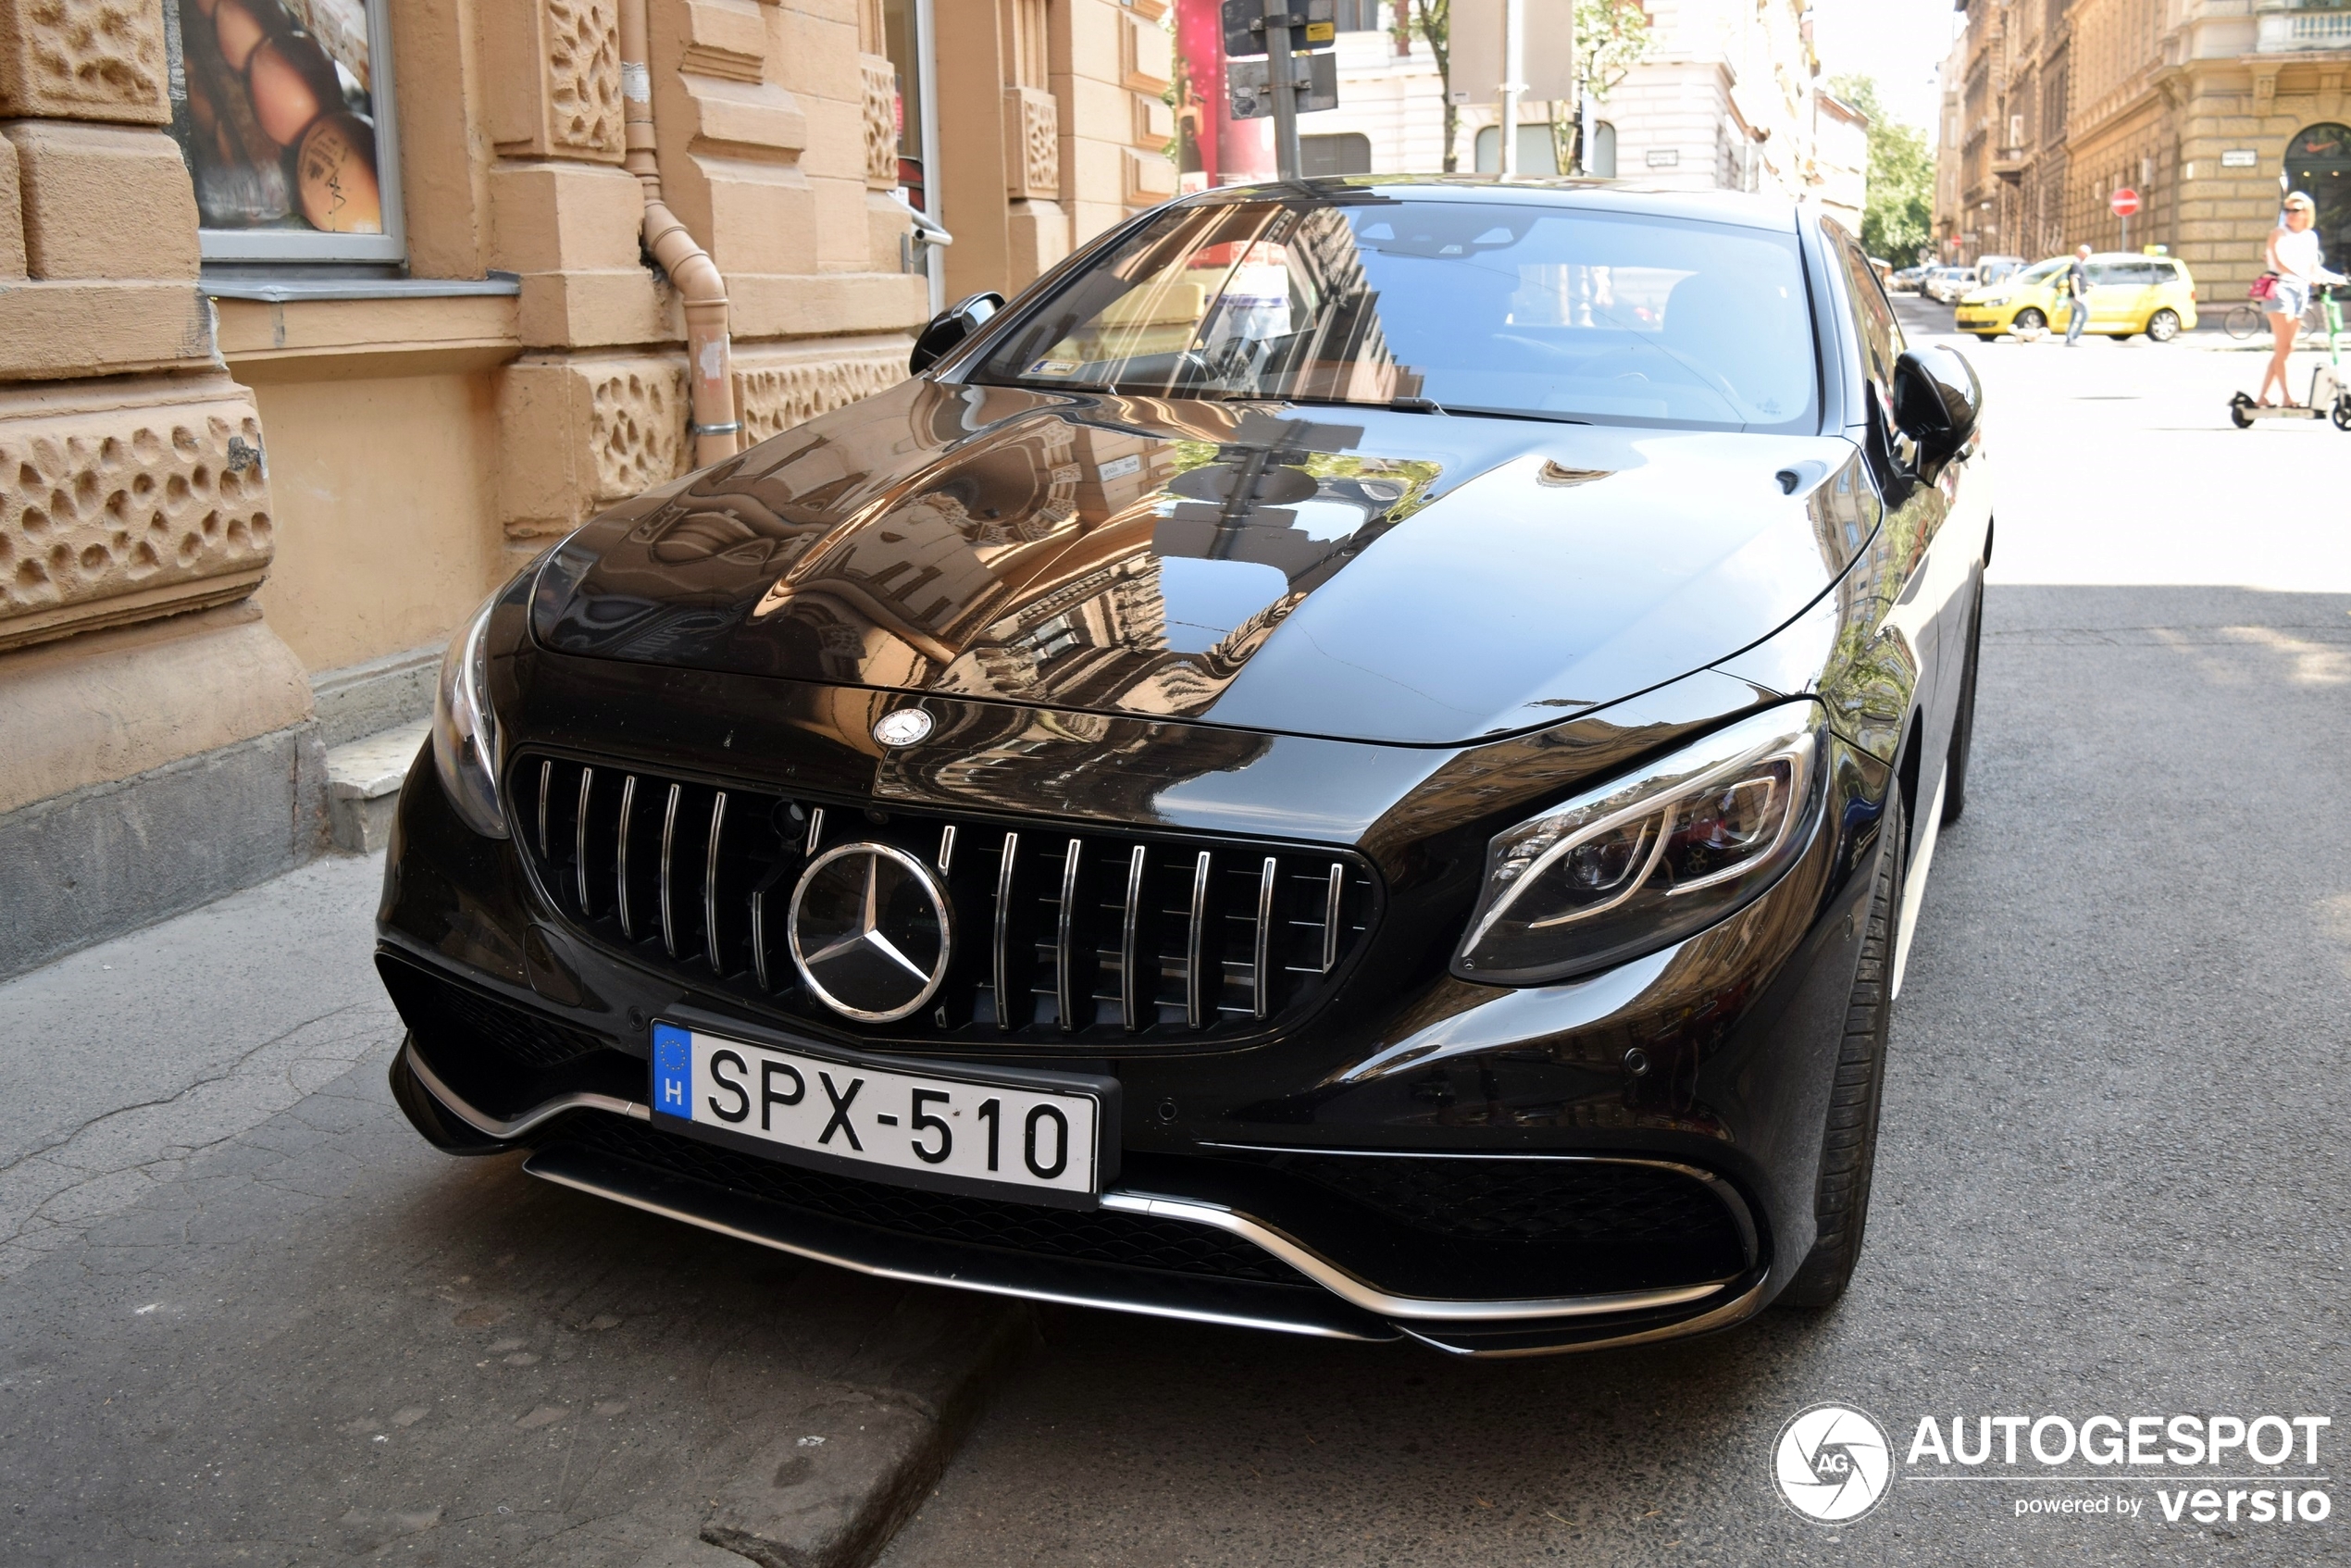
[0,855,1009,1567]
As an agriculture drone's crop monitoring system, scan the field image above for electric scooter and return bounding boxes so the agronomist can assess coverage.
[2231,280,2351,429]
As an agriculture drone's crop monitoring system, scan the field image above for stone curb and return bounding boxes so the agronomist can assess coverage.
[699,1278,1040,1568]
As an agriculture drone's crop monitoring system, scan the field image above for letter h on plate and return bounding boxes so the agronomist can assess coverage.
[653,1024,692,1116]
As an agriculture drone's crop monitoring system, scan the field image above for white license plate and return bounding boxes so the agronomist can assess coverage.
[650,1023,1105,1201]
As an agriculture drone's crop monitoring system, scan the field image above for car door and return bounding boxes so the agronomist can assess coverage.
[2085,259,2153,330]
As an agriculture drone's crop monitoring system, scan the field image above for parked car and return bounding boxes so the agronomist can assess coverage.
[1956,252,2198,342]
[1890,266,1931,293]
[1924,266,1979,304]
[380,179,1991,1356]
[1973,255,2027,289]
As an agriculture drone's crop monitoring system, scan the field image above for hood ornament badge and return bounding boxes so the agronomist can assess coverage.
[872,708,933,748]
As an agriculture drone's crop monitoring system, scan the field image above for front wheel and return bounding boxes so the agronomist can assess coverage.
[2332,399,2351,431]
[2012,307,2046,340]
[2146,308,2182,342]
[2231,392,2258,429]
[1778,789,1904,1310]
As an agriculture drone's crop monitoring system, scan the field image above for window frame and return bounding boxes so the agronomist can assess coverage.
[168,0,409,267]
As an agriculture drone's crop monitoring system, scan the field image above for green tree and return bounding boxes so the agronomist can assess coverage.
[1829,73,1934,263]
[1407,0,1457,172]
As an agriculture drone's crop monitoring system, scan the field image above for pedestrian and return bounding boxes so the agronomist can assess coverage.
[2064,244,2092,346]
[2258,192,2342,406]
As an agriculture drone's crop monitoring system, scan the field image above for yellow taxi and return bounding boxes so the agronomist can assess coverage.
[1954,253,2199,342]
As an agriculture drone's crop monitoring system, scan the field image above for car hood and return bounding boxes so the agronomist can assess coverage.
[532,380,1870,746]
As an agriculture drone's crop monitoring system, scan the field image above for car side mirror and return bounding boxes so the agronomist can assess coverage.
[1891,345,1982,461]
[910,291,1005,375]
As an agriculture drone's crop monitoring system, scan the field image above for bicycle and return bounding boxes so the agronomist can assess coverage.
[2226,293,2328,340]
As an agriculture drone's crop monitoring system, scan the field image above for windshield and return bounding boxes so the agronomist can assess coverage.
[2019,258,2066,283]
[970,194,1820,433]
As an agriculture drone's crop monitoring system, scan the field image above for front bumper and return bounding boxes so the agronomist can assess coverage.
[379,661,1892,1356]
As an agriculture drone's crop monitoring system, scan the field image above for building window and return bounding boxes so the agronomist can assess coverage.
[1474,123,1561,175]
[1334,0,1382,31]
[2286,123,2351,268]
[1301,132,1372,177]
[163,0,405,264]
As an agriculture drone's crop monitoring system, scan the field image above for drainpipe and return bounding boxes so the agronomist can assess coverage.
[617,0,741,467]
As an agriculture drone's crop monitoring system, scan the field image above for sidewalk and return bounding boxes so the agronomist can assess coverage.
[0,852,1030,1568]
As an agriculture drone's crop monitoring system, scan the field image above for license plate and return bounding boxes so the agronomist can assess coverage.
[650,1023,1107,1202]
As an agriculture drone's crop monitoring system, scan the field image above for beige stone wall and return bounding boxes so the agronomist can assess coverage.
[0,0,1177,834]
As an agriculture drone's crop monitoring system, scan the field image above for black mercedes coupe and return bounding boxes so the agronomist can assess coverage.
[379,180,1989,1355]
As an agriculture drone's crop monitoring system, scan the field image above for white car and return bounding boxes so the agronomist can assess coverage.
[1924,266,1979,305]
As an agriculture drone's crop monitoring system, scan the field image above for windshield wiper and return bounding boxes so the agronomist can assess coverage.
[1416,404,1593,427]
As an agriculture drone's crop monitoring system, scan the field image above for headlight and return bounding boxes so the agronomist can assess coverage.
[431,586,509,839]
[1452,703,1829,986]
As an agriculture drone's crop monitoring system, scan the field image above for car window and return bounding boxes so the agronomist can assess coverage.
[972,195,1822,432]
[1829,225,1902,390]
[2084,261,2122,285]
[2153,261,2183,283]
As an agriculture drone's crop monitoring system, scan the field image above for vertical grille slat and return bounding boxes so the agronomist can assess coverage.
[1120,844,1147,1033]
[510,753,1376,1048]
[1055,837,1083,1033]
[658,782,683,958]
[1185,851,1213,1030]
[616,775,641,940]
[703,790,728,975]
[993,830,1020,1032]
[1252,856,1277,1020]
[573,766,595,917]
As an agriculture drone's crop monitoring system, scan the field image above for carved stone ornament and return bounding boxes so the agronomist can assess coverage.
[545,0,624,157]
[590,363,691,504]
[736,346,908,446]
[1005,84,1059,200]
[862,54,897,190]
[0,375,274,653]
[0,0,170,123]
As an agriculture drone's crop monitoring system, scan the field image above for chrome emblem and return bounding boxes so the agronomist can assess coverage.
[872,708,933,748]
[788,842,954,1023]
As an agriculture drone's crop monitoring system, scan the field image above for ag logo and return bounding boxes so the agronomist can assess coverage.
[1773,1402,1892,1524]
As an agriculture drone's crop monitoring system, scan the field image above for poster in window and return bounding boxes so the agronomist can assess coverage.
[165,0,384,236]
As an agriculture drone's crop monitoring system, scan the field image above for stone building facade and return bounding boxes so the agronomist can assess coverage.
[0,0,1176,977]
[1937,0,2351,304]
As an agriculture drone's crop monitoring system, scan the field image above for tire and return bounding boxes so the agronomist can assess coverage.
[2333,400,2351,432]
[2226,304,2263,341]
[1972,333,1999,342]
[2012,307,2046,339]
[1778,789,1903,1310]
[2147,308,2181,342]
[2231,392,2257,429]
[1940,576,1983,828]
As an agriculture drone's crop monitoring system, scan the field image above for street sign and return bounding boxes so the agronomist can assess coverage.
[2110,187,2142,218]
[1221,0,1335,58]
[1229,51,1338,119]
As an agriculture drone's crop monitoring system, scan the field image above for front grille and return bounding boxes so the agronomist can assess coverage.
[550,1113,1308,1287]
[1275,1154,1746,1252]
[509,753,1376,1049]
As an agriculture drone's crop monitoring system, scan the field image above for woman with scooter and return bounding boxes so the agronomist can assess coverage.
[2258,193,2342,407]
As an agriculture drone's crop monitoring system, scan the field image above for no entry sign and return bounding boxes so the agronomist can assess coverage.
[2110,188,2142,218]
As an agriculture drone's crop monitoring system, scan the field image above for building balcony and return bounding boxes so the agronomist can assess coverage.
[2257,2,2351,54]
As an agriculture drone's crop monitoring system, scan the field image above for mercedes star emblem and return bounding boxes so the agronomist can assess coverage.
[872,708,933,748]
[788,841,954,1023]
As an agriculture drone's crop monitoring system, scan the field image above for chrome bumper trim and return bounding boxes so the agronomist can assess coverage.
[405,1057,1744,1337]
[1099,1191,1736,1324]
[400,1039,652,1140]
[522,1143,1391,1344]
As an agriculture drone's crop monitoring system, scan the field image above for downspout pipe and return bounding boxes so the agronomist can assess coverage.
[617,0,741,467]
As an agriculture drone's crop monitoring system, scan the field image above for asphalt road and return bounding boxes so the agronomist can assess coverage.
[1,299,2344,1566]
[865,305,2351,1565]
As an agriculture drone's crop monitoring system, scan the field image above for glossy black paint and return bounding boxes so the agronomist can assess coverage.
[378,181,1991,1353]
